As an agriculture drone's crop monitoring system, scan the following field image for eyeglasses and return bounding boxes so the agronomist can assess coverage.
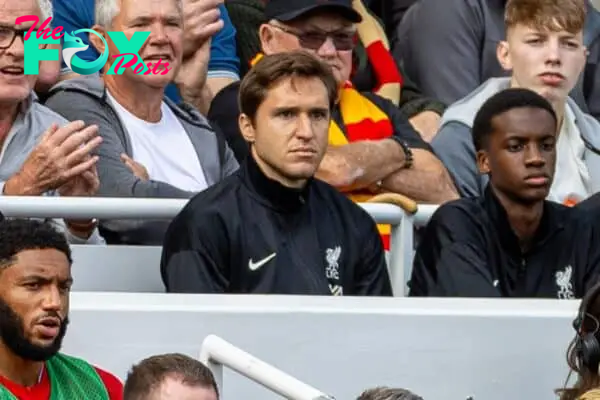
[0,27,49,50]
[270,24,357,51]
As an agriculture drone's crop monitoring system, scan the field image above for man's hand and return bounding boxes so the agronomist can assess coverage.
[316,146,366,191]
[58,165,100,198]
[4,121,102,195]
[182,0,224,58]
[121,154,149,181]
[409,111,441,142]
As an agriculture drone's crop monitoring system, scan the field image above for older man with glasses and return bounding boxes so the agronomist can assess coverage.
[208,0,458,250]
[0,0,104,244]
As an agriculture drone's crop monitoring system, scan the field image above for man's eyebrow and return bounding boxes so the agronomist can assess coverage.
[0,256,16,270]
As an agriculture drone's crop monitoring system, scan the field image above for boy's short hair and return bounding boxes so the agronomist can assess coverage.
[472,88,557,151]
[505,0,586,34]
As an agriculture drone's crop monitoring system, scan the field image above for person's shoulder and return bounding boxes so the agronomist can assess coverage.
[213,81,241,105]
[30,100,69,126]
[93,366,124,400]
[428,196,485,227]
[180,172,243,217]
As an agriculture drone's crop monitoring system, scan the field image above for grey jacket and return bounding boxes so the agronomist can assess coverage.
[432,77,600,198]
[44,76,239,245]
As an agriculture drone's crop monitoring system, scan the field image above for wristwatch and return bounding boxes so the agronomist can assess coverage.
[397,140,414,169]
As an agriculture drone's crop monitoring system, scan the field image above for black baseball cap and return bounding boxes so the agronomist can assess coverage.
[265,0,363,24]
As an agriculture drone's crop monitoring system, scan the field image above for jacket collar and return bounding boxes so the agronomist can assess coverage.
[243,154,312,213]
[482,184,565,256]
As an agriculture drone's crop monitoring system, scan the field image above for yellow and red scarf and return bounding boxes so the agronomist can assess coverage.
[330,81,394,250]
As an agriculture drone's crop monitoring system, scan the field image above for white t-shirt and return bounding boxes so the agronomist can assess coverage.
[548,105,592,205]
[106,92,208,192]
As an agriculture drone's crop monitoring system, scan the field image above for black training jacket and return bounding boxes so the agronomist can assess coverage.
[160,156,393,296]
[409,186,600,298]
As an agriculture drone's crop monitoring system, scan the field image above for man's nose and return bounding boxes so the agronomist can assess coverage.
[525,145,546,166]
[148,23,169,43]
[544,40,561,64]
[316,36,337,57]
[7,34,25,58]
[295,114,314,139]
[41,286,62,311]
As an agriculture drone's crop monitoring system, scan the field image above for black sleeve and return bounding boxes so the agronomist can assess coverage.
[160,201,230,293]
[207,82,250,163]
[408,203,500,297]
[353,211,393,296]
[362,92,432,151]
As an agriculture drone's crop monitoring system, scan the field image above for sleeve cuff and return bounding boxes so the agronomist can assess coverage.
[207,70,239,80]
[63,225,106,245]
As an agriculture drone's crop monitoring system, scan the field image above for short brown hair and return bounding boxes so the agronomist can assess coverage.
[505,0,586,33]
[123,353,219,400]
[357,387,424,400]
[238,51,338,123]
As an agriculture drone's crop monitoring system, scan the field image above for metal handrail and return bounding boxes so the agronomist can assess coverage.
[200,335,335,400]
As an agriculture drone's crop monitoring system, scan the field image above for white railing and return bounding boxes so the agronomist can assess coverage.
[200,335,335,400]
[0,196,440,296]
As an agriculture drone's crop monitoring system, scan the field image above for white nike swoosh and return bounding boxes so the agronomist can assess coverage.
[248,253,276,271]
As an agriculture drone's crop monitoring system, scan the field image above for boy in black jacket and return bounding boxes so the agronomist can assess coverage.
[410,88,600,298]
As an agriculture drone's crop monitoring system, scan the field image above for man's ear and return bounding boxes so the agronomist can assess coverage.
[239,113,256,143]
[89,24,108,54]
[497,40,512,72]
[476,149,491,174]
[259,23,277,55]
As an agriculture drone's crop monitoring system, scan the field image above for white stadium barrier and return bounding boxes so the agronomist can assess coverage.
[63,293,580,400]
[0,196,440,296]
[200,335,335,399]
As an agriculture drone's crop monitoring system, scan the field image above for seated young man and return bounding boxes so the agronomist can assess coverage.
[432,0,600,205]
[0,219,122,399]
[161,52,392,296]
[409,88,600,298]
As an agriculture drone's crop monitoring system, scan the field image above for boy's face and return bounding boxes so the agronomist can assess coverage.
[498,24,587,105]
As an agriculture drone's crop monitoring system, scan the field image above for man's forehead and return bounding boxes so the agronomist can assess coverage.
[0,0,41,26]
[1,249,71,278]
[265,77,329,105]
[120,0,181,17]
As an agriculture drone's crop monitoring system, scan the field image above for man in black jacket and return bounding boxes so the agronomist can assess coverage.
[409,88,600,298]
[160,51,393,296]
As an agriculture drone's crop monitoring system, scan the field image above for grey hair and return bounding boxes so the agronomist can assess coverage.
[95,0,183,29]
[37,0,53,21]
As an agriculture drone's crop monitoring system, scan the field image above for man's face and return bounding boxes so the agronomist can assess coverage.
[499,24,586,104]
[154,378,218,400]
[262,12,355,85]
[108,0,183,88]
[0,249,71,361]
[0,0,41,105]
[477,107,557,204]
[240,76,330,187]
